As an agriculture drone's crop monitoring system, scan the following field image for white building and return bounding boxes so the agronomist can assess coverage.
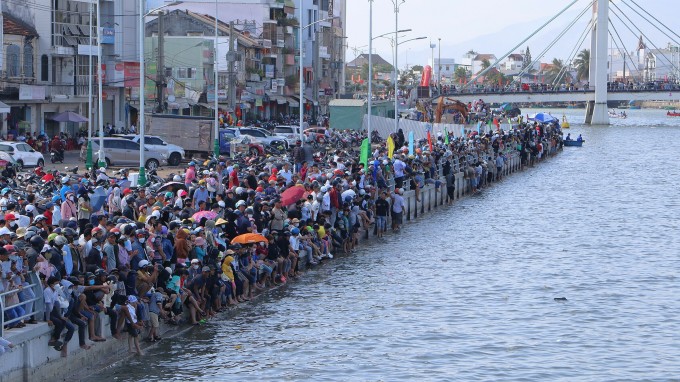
[430,58,455,85]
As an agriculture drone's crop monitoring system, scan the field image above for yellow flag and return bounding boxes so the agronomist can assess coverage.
[387,135,395,159]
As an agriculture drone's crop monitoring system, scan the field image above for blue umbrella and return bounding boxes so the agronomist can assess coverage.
[90,186,108,213]
[533,112,557,123]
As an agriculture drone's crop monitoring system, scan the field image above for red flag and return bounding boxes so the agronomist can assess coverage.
[427,131,433,152]
[493,118,499,128]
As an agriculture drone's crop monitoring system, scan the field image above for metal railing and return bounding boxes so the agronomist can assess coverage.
[1,272,45,337]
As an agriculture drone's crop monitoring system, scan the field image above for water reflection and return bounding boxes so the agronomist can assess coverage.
[91,110,680,381]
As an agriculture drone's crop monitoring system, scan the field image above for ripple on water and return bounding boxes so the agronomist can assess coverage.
[90,116,680,381]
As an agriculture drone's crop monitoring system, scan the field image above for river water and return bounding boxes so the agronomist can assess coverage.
[93,109,680,381]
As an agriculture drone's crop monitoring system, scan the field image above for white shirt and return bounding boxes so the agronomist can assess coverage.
[52,206,61,226]
[322,192,331,211]
[393,159,406,177]
[280,169,292,184]
[289,236,299,251]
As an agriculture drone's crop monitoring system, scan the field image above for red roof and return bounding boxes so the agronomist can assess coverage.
[3,12,38,37]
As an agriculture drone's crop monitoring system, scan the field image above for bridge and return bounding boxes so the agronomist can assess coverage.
[437,88,680,106]
[454,0,680,125]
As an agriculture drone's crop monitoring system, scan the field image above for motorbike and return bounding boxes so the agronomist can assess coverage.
[50,149,64,163]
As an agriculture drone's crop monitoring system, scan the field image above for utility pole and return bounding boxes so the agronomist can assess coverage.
[313,29,320,121]
[227,21,236,123]
[438,37,441,89]
[156,11,165,113]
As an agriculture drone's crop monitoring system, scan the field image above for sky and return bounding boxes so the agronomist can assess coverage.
[149,0,680,72]
[345,0,680,70]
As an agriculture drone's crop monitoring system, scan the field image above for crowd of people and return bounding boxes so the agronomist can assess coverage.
[0,119,563,359]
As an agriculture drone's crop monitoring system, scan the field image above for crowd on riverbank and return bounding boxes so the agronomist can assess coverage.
[0,119,563,359]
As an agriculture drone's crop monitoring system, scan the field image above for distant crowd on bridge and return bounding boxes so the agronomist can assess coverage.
[436,79,680,96]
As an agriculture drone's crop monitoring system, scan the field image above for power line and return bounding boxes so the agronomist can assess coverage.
[610,4,680,77]
[621,0,680,48]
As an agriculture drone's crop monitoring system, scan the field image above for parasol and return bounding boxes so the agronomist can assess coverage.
[279,186,305,206]
[231,233,268,245]
[192,210,218,221]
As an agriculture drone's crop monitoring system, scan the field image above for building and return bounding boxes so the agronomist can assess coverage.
[430,58,455,85]
[344,53,394,93]
[0,0,140,139]
[640,43,680,82]
[501,53,524,73]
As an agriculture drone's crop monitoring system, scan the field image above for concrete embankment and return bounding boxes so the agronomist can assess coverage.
[0,147,555,382]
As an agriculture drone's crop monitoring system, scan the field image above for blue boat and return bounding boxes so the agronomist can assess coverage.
[564,139,584,147]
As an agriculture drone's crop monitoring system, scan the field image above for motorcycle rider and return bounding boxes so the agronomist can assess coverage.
[49,135,65,162]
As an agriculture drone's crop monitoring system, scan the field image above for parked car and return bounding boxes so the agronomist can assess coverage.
[80,138,167,170]
[220,130,265,156]
[227,127,288,149]
[0,141,44,169]
[272,125,302,146]
[115,134,185,166]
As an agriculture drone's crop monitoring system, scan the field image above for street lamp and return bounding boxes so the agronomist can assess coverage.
[298,0,338,141]
[437,37,441,89]
[385,35,426,131]
[86,2,94,170]
[138,1,183,186]
[391,0,406,133]
[368,20,411,139]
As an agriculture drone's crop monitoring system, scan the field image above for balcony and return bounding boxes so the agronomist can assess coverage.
[47,84,75,98]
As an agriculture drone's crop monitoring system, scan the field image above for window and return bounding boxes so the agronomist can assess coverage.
[146,137,164,145]
[41,55,49,81]
[18,144,32,152]
[0,145,12,153]
[165,67,172,78]
[122,141,139,150]
[104,140,122,149]
[24,44,34,78]
[177,67,196,79]
[6,45,20,77]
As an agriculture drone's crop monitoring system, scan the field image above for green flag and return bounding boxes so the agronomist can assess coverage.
[444,127,449,144]
[360,138,370,169]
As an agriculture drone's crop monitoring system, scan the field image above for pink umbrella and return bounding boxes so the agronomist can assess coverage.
[192,211,217,221]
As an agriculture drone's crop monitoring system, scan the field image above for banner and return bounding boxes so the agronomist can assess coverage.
[444,127,449,144]
[408,131,414,155]
[359,138,370,169]
[387,135,395,159]
[265,65,274,78]
[101,27,115,44]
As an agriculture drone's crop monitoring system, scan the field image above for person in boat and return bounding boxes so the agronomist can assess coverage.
[565,133,572,141]
[577,134,583,142]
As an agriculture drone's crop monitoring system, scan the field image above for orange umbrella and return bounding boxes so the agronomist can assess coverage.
[231,233,268,245]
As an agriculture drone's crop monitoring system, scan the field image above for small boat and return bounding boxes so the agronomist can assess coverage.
[561,115,570,129]
[667,111,680,117]
[563,140,584,147]
[609,109,627,119]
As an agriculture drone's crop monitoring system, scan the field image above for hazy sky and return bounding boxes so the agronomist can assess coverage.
[345,0,680,69]
[150,0,680,71]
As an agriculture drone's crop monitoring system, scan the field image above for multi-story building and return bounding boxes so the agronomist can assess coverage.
[0,0,140,139]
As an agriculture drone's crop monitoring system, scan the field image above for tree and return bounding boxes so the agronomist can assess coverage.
[411,65,424,72]
[523,46,532,70]
[573,49,590,82]
[543,58,571,84]
[481,58,491,70]
[454,66,468,83]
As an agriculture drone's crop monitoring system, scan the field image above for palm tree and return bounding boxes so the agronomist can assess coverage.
[573,49,590,82]
[544,58,571,84]
[481,58,491,70]
[454,66,468,84]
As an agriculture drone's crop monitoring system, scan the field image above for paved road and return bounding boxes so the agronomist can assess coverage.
[39,150,185,180]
